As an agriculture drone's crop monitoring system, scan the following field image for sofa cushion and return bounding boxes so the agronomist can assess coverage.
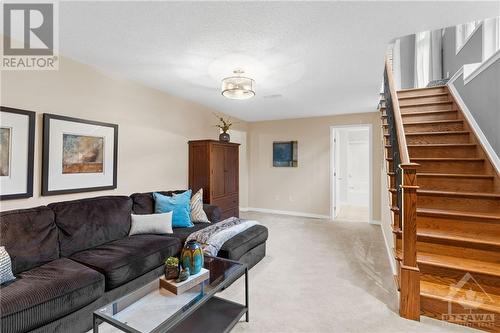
[218,225,269,261]
[130,191,185,214]
[48,196,133,257]
[0,206,59,274]
[70,234,181,290]
[0,258,104,333]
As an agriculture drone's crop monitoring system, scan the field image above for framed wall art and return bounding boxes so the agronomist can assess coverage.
[273,141,298,167]
[42,114,118,195]
[0,107,36,200]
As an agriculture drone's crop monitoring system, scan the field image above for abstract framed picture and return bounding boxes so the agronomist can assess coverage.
[0,107,36,200]
[42,114,118,195]
[273,141,298,167]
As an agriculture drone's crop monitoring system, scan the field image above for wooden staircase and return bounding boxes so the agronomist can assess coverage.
[380,84,500,332]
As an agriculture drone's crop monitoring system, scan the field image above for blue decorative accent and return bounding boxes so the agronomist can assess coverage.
[181,240,204,275]
[153,190,193,228]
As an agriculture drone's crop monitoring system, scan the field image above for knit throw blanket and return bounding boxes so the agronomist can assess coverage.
[186,217,259,256]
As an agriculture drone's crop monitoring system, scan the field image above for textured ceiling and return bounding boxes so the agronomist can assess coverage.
[58,1,499,121]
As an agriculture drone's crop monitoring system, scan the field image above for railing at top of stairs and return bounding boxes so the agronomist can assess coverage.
[383,54,420,321]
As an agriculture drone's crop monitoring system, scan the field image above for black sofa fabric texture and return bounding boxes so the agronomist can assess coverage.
[0,258,104,333]
[70,234,180,290]
[0,191,268,333]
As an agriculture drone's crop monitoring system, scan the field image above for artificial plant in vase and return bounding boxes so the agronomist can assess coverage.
[214,113,235,142]
[164,256,179,280]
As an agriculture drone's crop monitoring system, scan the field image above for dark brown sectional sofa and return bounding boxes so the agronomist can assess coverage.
[0,191,268,333]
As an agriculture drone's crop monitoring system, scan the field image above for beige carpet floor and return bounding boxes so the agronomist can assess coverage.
[218,211,478,333]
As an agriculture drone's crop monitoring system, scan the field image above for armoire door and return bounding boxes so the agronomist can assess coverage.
[211,144,226,198]
[224,146,238,194]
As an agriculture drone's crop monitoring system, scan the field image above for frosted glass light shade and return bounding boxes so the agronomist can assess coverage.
[221,74,255,100]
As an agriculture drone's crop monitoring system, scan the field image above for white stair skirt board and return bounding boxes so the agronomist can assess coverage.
[447,67,500,174]
[240,207,329,219]
[381,221,397,276]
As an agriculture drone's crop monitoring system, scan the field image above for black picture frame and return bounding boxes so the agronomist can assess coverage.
[0,106,36,200]
[42,113,118,196]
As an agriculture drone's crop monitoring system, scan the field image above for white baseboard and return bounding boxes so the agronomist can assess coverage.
[369,219,381,225]
[381,224,397,275]
[240,207,330,219]
[448,68,500,174]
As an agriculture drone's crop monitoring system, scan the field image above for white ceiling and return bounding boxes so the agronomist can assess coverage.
[58,1,499,122]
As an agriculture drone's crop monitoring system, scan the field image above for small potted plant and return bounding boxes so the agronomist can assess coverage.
[214,113,235,142]
[164,256,179,280]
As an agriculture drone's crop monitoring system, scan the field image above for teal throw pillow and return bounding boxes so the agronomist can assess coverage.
[153,190,193,228]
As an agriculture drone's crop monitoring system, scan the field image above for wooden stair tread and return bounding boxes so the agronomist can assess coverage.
[398,86,446,93]
[418,189,500,199]
[420,278,500,314]
[417,208,500,222]
[382,120,464,127]
[416,227,500,248]
[403,120,463,125]
[418,173,494,179]
[401,109,456,116]
[410,157,484,161]
[398,92,449,100]
[383,131,468,137]
[405,131,468,136]
[395,249,500,277]
[399,101,453,107]
[407,143,476,147]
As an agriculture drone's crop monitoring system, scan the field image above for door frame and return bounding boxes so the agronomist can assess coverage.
[329,124,373,223]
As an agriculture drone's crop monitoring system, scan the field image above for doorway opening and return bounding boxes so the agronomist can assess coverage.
[330,125,372,223]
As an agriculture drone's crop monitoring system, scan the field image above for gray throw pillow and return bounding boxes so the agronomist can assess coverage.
[129,212,173,235]
[0,246,15,284]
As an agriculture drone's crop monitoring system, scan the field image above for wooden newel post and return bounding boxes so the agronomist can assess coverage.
[399,163,420,320]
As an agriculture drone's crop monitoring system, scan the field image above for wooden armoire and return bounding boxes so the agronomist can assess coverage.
[188,140,240,219]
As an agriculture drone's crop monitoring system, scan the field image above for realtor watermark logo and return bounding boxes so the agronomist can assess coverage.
[442,272,495,330]
[2,2,59,70]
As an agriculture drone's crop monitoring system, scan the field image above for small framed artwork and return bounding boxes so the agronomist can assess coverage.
[42,114,118,195]
[273,141,298,167]
[0,107,36,200]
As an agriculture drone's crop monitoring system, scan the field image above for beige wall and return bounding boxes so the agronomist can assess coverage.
[0,56,247,211]
[246,112,382,220]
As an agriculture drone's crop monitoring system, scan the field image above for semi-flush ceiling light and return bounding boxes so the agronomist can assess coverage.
[221,69,255,100]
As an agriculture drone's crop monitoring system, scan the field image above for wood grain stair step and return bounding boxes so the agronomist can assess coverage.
[417,189,500,200]
[395,249,500,278]
[418,173,494,179]
[417,208,500,223]
[399,101,453,108]
[420,277,500,314]
[401,109,457,116]
[398,92,449,100]
[394,227,500,249]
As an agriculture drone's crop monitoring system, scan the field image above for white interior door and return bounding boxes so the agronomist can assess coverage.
[347,141,369,206]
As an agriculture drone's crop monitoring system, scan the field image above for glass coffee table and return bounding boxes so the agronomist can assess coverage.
[93,256,248,333]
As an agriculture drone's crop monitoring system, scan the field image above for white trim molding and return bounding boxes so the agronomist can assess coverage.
[464,49,500,85]
[447,67,500,174]
[456,21,483,55]
[241,207,330,220]
[381,222,397,275]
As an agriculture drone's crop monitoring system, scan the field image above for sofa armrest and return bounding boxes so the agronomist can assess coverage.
[203,204,222,223]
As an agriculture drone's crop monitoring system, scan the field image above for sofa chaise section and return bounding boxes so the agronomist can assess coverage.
[131,191,268,269]
[0,207,105,333]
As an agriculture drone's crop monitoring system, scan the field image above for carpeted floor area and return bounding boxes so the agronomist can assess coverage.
[219,211,477,333]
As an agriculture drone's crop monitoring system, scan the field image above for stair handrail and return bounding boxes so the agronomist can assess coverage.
[383,54,420,321]
[384,56,410,164]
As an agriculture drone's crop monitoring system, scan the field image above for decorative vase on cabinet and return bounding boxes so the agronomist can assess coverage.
[181,240,204,275]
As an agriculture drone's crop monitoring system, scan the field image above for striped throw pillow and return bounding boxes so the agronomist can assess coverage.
[191,188,210,223]
[0,246,15,284]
